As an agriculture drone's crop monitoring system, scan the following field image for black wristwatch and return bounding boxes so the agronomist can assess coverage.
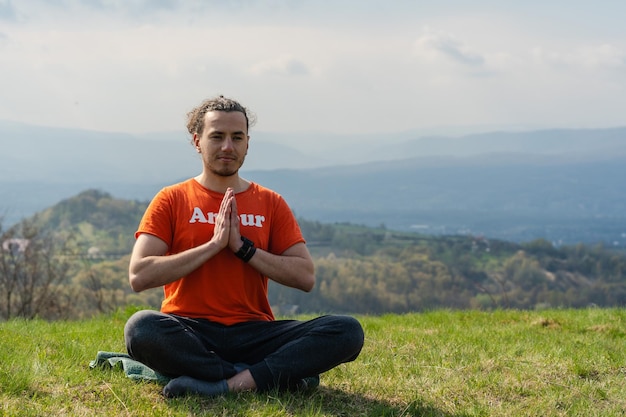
[234,236,256,262]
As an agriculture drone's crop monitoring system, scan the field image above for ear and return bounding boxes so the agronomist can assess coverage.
[193,133,201,152]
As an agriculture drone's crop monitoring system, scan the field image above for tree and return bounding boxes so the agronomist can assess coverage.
[0,218,76,320]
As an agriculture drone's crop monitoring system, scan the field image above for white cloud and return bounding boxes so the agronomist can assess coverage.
[414,28,486,68]
[532,43,626,70]
[0,0,17,21]
[249,56,311,77]
[576,43,625,70]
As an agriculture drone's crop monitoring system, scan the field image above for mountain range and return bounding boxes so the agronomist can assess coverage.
[1,120,625,246]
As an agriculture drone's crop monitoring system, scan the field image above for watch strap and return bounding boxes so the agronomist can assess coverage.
[234,236,256,262]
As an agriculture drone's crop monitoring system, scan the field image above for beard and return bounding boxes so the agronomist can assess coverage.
[208,155,246,177]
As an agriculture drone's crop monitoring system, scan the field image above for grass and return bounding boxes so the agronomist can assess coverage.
[2,308,626,416]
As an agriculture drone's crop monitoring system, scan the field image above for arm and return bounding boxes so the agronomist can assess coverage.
[246,242,315,292]
[129,188,235,292]
[128,233,227,292]
[227,191,315,292]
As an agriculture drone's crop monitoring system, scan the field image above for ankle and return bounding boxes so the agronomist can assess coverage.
[227,369,257,392]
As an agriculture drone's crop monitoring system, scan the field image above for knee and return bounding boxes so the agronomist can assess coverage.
[124,309,157,337]
[340,316,365,350]
[325,315,365,353]
[124,310,162,353]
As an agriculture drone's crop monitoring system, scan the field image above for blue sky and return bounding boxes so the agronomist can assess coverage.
[1,0,625,140]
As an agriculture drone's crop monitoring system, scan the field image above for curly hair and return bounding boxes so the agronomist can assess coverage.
[186,95,256,137]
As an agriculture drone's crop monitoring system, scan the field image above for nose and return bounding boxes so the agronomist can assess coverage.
[221,136,235,151]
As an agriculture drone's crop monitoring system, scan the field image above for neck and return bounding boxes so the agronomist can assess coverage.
[195,172,248,193]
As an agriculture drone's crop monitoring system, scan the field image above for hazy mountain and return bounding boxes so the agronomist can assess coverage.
[0,121,316,182]
[3,120,626,181]
[246,151,626,243]
[252,126,626,164]
[361,127,626,161]
[2,121,626,246]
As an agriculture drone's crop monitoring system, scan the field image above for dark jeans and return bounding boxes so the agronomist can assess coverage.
[124,310,364,391]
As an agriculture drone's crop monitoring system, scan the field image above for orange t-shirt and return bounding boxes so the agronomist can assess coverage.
[135,179,305,325]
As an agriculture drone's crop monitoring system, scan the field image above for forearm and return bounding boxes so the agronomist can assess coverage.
[129,240,223,292]
[247,247,315,292]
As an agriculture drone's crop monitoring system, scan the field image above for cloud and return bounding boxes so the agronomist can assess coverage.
[249,55,311,77]
[77,0,184,16]
[577,43,626,69]
[1,0,201,25]
[532,43,626,72]
[414,28,486,67]
[0,0,17,21]
[1,1,626,136]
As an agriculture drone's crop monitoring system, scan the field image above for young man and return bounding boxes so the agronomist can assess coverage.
[124,96,364,398]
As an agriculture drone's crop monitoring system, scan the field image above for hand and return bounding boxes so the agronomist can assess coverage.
[228,190,243,252]
[211,188,235,250]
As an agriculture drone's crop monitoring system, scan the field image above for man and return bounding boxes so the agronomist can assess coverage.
[124,95,364,398]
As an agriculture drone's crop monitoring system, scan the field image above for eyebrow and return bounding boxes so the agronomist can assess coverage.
[209,130,246,135]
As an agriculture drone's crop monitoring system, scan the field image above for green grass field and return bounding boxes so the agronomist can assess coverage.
[2,308,626,416]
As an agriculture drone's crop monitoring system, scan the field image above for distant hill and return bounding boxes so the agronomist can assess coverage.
[363,127,626,161]
[3,120,626,182]
[247,152,626,245]
[4,189,626,319]
[1,121,626,245]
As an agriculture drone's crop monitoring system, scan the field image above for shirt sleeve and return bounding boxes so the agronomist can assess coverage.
[135,187,174,248]
[267,193,306,255]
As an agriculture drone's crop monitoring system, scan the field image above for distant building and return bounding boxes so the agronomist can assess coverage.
[87,246,102,258]
[1,238,30,254]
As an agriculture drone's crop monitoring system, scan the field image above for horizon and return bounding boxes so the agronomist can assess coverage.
[3,117,626,155]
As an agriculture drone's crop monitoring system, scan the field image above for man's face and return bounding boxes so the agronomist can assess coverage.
[194,111,249,177]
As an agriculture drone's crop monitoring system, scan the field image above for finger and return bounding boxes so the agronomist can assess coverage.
[230,194,238,217]
[220,190,232,212]
[230,204,239,232]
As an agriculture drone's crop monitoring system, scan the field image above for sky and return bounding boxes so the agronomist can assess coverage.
[1,0,626,139]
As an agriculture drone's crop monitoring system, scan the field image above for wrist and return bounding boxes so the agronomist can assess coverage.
[234,236,256,262]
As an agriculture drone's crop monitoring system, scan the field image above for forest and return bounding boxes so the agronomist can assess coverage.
[1,189,625,320]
